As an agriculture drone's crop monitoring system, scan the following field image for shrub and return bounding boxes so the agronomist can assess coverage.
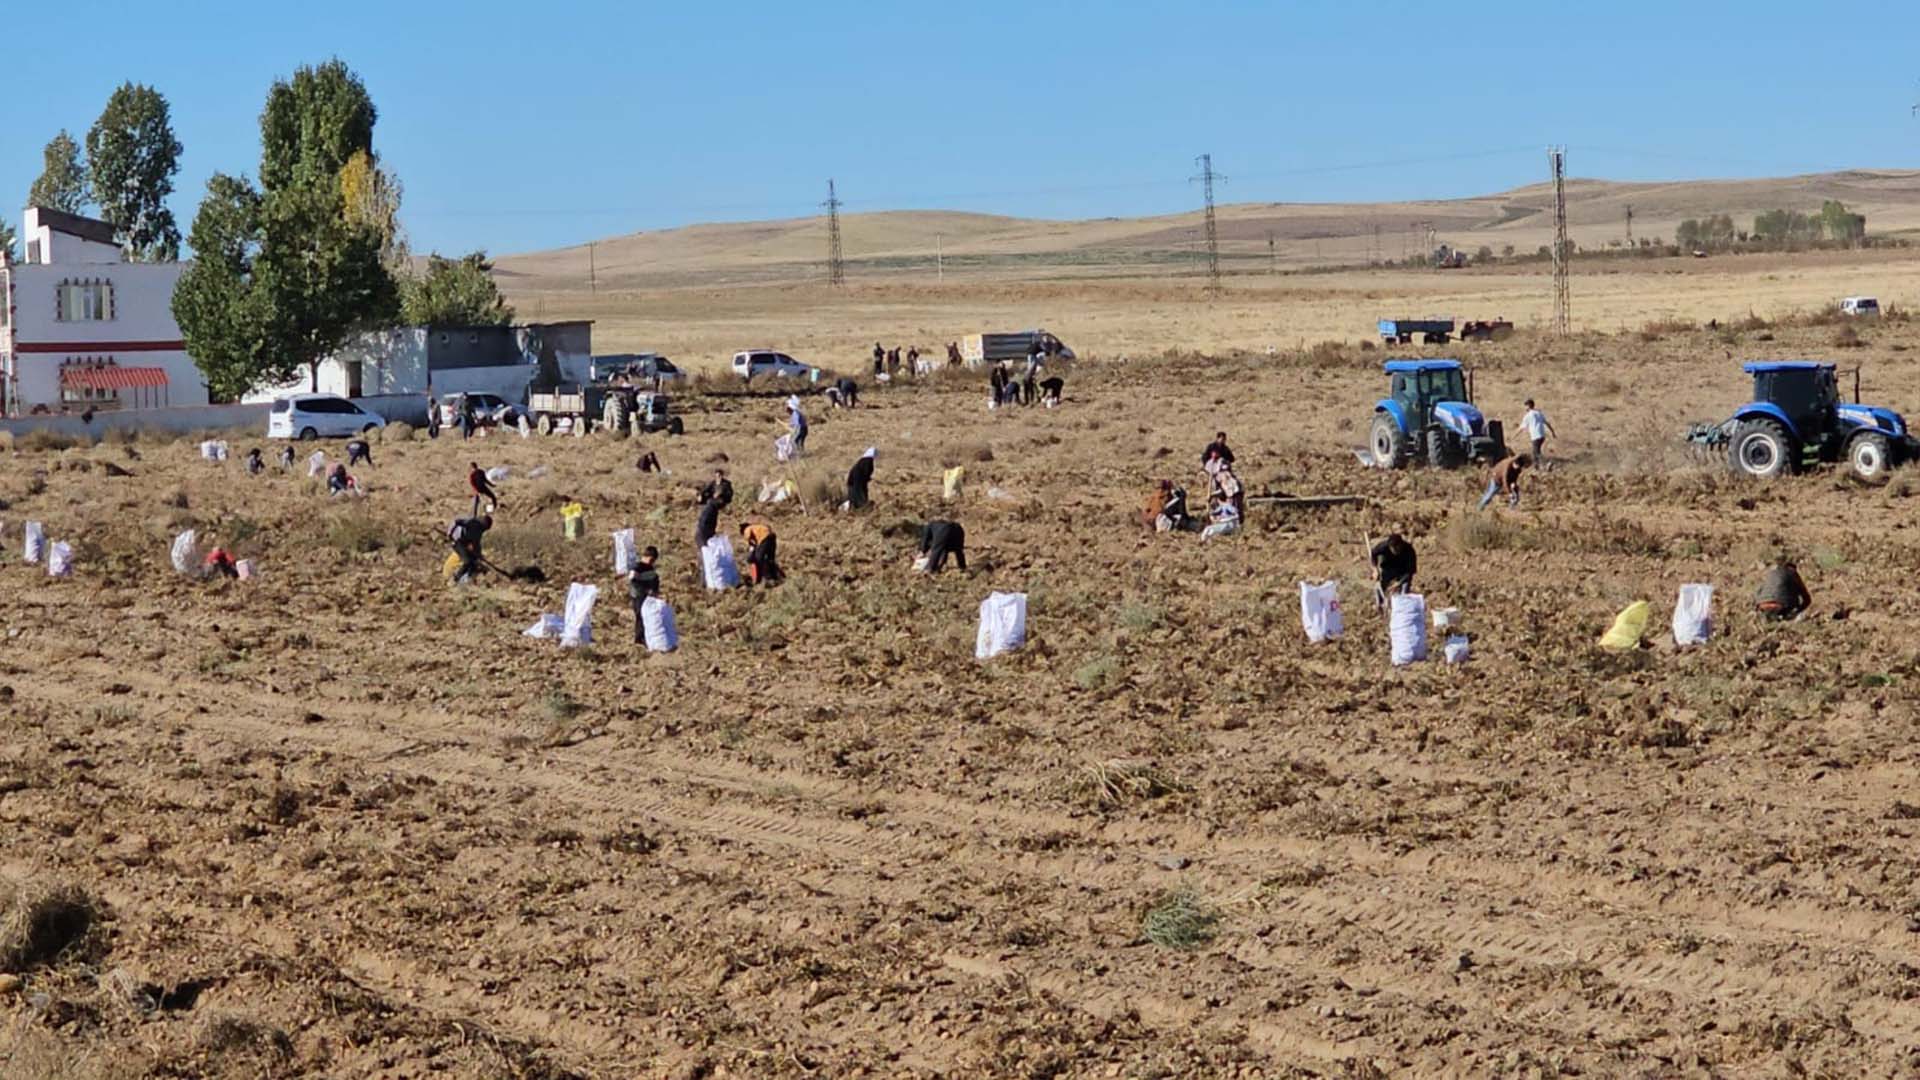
[325,512,402,554]
[0,878,99,971]
[1832,325,1864,349]
[1068,759,1183,810]
[1142,889,1220,951]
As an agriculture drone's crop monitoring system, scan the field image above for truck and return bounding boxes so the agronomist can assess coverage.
[1377,318,1456,345]
[960,330,1074,368]
[1686,361,1916,482]
[1366,359,1506,469]
[528,383,683,437]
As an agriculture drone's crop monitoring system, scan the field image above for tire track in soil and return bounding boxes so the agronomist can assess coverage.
[19,652,1920,1063]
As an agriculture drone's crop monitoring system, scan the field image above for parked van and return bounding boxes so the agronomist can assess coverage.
[1841,296,1881,318]
[267,393,387,440]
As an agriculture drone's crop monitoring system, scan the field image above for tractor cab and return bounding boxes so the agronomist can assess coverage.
[1746,362,1842,444]
[1368,359,1505,469]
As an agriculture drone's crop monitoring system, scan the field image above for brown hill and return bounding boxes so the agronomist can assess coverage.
[497,169,1920,291]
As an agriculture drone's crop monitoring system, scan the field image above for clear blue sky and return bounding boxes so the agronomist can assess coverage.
[4,0,1915,256]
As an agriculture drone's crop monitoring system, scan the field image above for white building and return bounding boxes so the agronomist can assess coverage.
[0,207,207,415]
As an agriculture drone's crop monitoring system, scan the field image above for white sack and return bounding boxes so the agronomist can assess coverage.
[523,614,564,639]
[486,466,510,483]
[561,582,598,647]
[306,451,327,477]
[46,541,72,578]
[701,535,740,591]
[1299,580,1344,644]
[774,433,796,463]
[1390,593,1429,666]
[1432,607,1462,630]
[641,596,679,653]
[1443,634,1471,665]
[611,528,637,574]
[170,529,198,575]
[23,521,44,564]
[1673,583,1714,647]
[975,591,1029,660]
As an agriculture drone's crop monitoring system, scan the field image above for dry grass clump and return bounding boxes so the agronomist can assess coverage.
[1832,325,1865,349]
[325,512,406,555]
[0,879,99,972]
[1068,758,1183,810]
[1444,513,1526,552]
[194,1013,293,1061]
[0,431,14,453]
[382,421,416,443]
[17,430,89,453]
[1637,317,1695,341]
[1141,889,1220,951]
[796,465,845,509]
[0,1024,128,1080]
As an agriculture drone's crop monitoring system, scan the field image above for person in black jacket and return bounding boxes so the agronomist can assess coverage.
[694,496,722,548]
[1202,431,1234,469]
[844,448,877,510]
[917,520,967,573]
[1371,533,1417,608]
[698,468,733,508]
[629,546,662,642]
[448,514,492,583]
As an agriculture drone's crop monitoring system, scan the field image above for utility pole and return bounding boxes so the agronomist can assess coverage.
[1549,147,1570,335]
[1268,230,1276,274]
[1625,204,1634,248]
[936,232,943,284]
[588,241,596,294]
[1370,223,1380,266]
[823,179,845,287]
[1191,153,1224,290]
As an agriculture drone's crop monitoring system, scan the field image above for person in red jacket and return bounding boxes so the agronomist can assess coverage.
[468,462,500,512]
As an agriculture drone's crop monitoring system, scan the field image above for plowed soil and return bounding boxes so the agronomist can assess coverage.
[5,317,1920,1078]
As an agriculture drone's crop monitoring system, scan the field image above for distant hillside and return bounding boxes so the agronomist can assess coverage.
[496,169,1920,292]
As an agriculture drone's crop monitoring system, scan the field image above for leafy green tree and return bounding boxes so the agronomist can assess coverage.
[1675,219,1701,250]
[1820,200,1865,244]
[86,83,182,261]
[400,252,515,326]
[173,175,269,400]
[260,60,376,192]
[0,220,15,263]
[27,130,89,214]
[175,61,399,396]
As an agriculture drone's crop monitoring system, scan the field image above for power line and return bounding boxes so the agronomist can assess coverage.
[1548,146,1570,335]
[823,179,844,287]
[1191,154,1224,290]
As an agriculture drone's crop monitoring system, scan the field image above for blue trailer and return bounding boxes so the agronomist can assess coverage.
[1378,318,1456,345]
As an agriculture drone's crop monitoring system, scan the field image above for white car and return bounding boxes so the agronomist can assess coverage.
[732,349,816,382]
[267,393,387,440]
[1840,296,1881,318]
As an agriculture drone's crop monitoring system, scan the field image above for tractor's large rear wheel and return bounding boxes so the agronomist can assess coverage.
[1849,432,1892,484]
[1730,419,1793,479]
[1369,414,1408,469]
[1426,427,1464,469]
[605,397,630,439]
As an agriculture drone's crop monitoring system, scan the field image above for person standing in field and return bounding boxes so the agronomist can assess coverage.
[1520,398,1556,464]
[629,546,662,642]
[468,462,501,511]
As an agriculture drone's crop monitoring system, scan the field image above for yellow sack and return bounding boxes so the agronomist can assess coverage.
[561,502,586,540]
[943,466,965,500]
[1598,600,1650,651]
[442,551,462,580]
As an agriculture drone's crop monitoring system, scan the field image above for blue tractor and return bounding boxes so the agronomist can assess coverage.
[1367,359,1507,469]
[1689,361,1918,482]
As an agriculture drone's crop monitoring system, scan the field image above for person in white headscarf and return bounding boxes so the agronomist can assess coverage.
[844,447,877,510]
[786,395,809,455]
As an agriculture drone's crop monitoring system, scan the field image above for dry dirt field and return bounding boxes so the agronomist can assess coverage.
[10,288,1920,1077]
